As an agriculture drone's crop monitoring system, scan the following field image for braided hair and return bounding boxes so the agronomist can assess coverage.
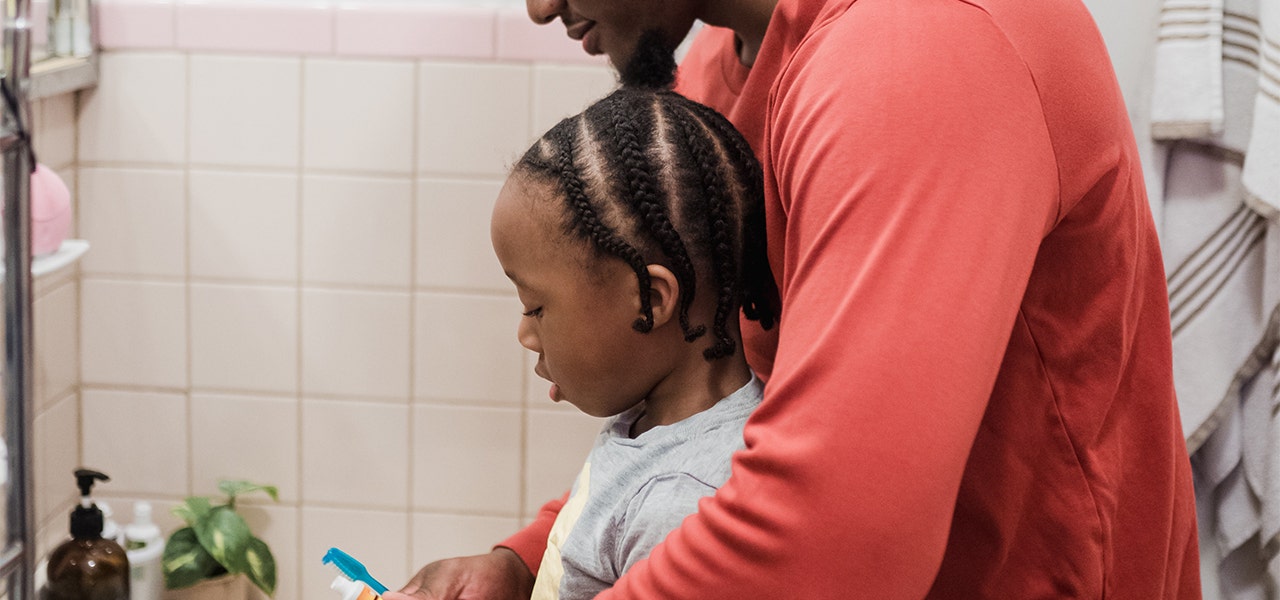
[514,43,777,360]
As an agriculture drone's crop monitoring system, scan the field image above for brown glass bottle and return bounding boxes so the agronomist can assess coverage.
[44,469,130,600]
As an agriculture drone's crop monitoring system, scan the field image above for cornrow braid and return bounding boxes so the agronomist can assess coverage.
[662,100,739,359]
[678,99,778,331]
[512,87,777,361]
[598,91,705,342]
[538,116,659,333]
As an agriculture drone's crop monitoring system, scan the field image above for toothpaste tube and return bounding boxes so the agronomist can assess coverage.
[331,576,382,600]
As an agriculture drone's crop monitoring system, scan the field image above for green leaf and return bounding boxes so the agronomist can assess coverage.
[193,506,253,574]
[218,480,279,503]
[242,536,277,597]
[162,527,218,590]
[170,497,214,527]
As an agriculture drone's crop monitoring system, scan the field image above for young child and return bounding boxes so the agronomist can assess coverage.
[489,86,777,600]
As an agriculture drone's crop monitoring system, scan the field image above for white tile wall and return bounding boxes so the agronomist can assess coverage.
[300,399,410,509]
[191,393,300,501]
[302,59,416,174]
[190,283,298,392]
[301,289,412,399]
[189,170,299,282]
[239,503,301,600]
[78,167,187,277]
[415,178,508,291]
[418,62,533,176]
[531,64,618,138]
[411,405,522,514]
[190,55,302,168]
[79,53,187,164]
[81,389,189,495]
[412,513,523,566]
[34,393,79,524]
[80,279,188,388]
[301,174,414,288]
[413,293,523,404]
[34,280,79,411]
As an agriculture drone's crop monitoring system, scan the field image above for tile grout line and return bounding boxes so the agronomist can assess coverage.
[406,56,422,573]
[294,54,307,600]
[183,51,195,499]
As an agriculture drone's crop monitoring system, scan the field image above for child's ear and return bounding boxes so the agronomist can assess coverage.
[644,264,680,329]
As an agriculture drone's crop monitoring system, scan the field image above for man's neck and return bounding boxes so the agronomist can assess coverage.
[701,0,780,66]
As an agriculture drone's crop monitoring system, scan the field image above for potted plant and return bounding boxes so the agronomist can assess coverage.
[162,480,279,599]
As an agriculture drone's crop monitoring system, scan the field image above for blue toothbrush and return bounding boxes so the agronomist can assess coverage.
[323,547,389,594]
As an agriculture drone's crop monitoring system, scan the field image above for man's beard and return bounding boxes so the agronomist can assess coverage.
[619,28,678,89]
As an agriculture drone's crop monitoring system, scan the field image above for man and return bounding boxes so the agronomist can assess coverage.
[388,0,1201,597]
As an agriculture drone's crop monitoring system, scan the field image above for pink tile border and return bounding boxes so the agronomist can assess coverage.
[94,0,176,50]
[175,0,333,55]
[335,3,495,60]
[94,0,609,65]
[495,6,604,65]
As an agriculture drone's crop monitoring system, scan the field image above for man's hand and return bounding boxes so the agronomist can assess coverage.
[382,548,535,600]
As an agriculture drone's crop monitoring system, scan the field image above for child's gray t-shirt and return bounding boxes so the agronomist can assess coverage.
[529,376,764,600]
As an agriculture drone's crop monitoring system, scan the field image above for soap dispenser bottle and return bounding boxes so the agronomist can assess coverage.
[45,468,131,600]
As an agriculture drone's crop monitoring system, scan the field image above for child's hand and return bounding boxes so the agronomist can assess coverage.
[385,548,534,600]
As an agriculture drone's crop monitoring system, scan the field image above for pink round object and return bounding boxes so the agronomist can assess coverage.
[29,164,72,256]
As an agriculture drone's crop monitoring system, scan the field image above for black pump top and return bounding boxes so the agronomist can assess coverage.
[74,468,109,497]
[70,468,110,539]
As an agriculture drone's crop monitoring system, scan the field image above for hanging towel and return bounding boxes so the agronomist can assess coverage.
[1151,0,1280,595]
[1240,1,1280,218]
[1152,0,1226,138]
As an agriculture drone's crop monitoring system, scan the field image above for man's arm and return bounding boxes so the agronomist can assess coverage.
[599,3,1059,598]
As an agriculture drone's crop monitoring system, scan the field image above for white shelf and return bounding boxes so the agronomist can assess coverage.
[0,239,90,279]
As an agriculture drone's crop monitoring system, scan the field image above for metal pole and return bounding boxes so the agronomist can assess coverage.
[2,0,38,595]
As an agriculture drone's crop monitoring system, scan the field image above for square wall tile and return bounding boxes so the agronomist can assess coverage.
[530,64,617,138]
[411,405,520,514]
[79,167,186,277]
[191,283,298,393]
[335,4,495,59]
[412,513,521,566]
[192,393,299,501]
[415,178,508,291]
[190,55,301,168]
[301,289,411,399]
[190,170,299,282]
[81,279,187,388]
[302,175,412,287]
[300,507,409,600]
[524,409,602,514]
[418,62,532,176]
[34,93,77,169]
[34,281,78,410]
[300,399,409,509]
[413,293,523,405]
[239,504,300,600]
[303,59,415,174]
[79,52,187,164]
[82,388,188,496]
[35,393,78,525]
[96,0,177,50]
[177,0,333,55]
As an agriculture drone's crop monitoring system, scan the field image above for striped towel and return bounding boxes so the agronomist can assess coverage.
[1151,0,1280,594]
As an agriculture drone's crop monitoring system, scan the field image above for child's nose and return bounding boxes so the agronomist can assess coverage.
[517,316,541,353]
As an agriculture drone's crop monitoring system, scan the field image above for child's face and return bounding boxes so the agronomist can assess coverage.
[491,176,665,418]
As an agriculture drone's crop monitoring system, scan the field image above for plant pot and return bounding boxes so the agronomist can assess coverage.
[162,574,248,600]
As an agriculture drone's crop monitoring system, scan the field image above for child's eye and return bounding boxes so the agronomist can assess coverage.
[522,307,543,318]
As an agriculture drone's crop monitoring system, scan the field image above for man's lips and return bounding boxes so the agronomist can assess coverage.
[566,21,602,55]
